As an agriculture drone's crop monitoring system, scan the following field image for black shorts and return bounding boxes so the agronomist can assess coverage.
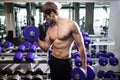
[49,55,72,80]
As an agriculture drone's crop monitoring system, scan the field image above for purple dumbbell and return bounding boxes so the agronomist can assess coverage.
[97,70,106,79]
[72,65,95,80]
[25,52,35,63]
[96,51,105,58]
[17,44,25,52]
[13,52,23,63]
[72,52,80,58]
[0,47,2,53]
[87,57,93,65]
[4,41,14,48]
[106,52,115,58]
[29,44,37,52]
[23,25,40,42]
[23,41,31,48]
[98,57,108,66]
[109,57,119,66]
[75,56,82,67]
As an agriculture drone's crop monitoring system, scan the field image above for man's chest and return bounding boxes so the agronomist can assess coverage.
[49,26,71,41]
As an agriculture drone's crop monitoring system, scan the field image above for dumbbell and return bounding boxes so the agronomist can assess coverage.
[106,52,115,58]
[0,46,2,53]
[82,31,89,37]
[87,57,93,66]
[23,25,40,42]
[25,44,37,63]
[11,67,25,80]
[23,21,51,42]
[23,41,31,48]
[96,51,108,66]
[97,70,118,80]
[3,41,14,48]
[13,52,23,63]
[43,21,51,28]
[0,64,12,80]
[17,44,26,52]
[86,52,91,58]
[97,70,106,79]
[29,44,37,52]
[109,57,119,66]
[71,51,80,59]
[75,56,82,67]
[84,36,91,49]
[4,64,20,75]
[106,70,116,78]
[33,41,39,48]
[33,68,43,80]
[23,68,34,80]
[106,52,119,66]
[72,65,95,80]
[72,42,78,50]
[25,52,35,63]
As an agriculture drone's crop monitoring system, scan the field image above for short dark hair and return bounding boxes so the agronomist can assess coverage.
[41,2,58,15]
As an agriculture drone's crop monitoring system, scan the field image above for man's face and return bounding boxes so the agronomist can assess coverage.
[43,13,56,24]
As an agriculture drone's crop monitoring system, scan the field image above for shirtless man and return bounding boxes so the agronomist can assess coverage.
[37,2,87,80]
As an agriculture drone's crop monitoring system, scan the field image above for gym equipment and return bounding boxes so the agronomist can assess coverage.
[97,70,106,79]
[4,64,20,75]
[106,52,115,58]
[13,52,23,63]
[72,42,78,50]
[86,65,96,80]
[29,44,37,52]
[82,31,89,37]
[44,21,51,27]
[12,67,24,80]
[33,68,43,80]
[33,41,39,48]
[23,68,33,80]
[86,52,91,57]
[72,65,95,80]
[0,47,2,53]
[23,25,40,42]
[72,67,86,80]
[96,51,105,58]
[17,44,26,52]
[84,36,90,45]
[71,52,80,58]
[109,57,119,66]
[0,64,12,80]
[75,56,82,67]
[106,70,116,78]
[25,52,35,63]
[87,57,93,65]
[23,41,31,48]
[98,57,108,66]
[4,41,14,48]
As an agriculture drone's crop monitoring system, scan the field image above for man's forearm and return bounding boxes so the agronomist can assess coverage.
[37,39,49,52]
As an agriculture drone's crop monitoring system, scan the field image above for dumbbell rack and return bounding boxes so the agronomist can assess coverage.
[0,46,50,80]
[88,37,119,80]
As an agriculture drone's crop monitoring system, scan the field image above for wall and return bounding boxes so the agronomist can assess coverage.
[107,1,120,72]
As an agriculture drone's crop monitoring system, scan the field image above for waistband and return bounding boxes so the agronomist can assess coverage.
[51,54,71,61]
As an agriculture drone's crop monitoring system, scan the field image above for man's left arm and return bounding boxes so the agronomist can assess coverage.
[71,21,87,72]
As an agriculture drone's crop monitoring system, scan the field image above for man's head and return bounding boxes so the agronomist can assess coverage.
[41,2,62,25]
[41,2,59,15]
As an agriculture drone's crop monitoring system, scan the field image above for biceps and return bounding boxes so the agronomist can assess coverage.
[72,32,84,47]
[45,34,52,47]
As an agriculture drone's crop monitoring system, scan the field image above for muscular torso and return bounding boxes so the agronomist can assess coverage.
[48,19,74,59]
